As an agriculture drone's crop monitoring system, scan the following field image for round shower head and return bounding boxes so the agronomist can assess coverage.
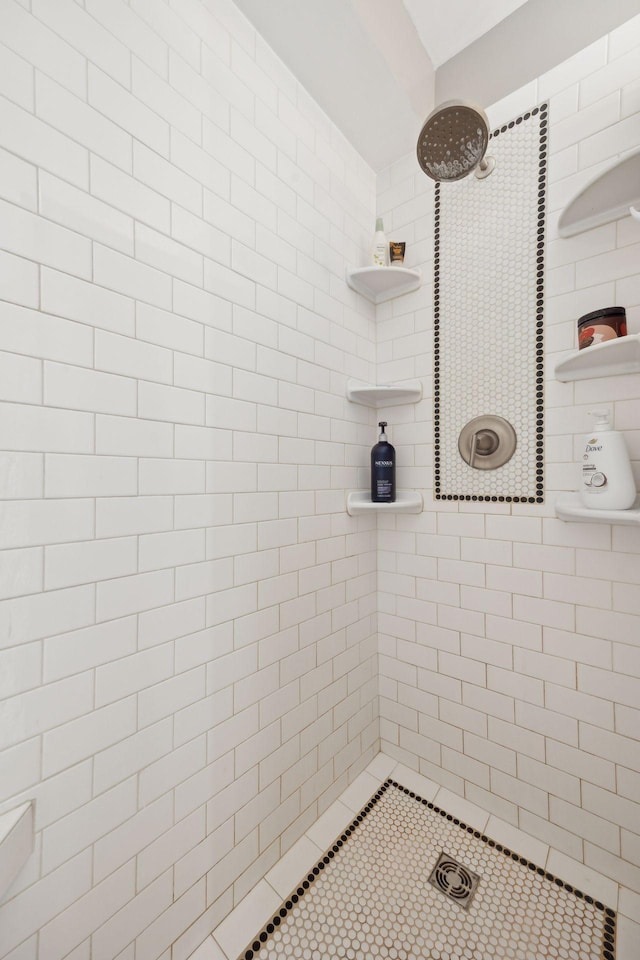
[416,99,495,182]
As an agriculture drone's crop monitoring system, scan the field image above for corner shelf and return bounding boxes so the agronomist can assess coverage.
[0,802,34,900]
[558,149,640,237]
[345,266,421,304]
[556,492,640,525]
[554,334,640,381]
[347,379,422,407]
[346,491,423,516]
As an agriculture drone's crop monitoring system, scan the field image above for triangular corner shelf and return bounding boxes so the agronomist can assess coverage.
[346,379,422,407]
[345,266,421,304]
[558,149,640,237]
[554,334,640,381]
[555,492,640,525]
[0,802,34,901]
[346,490,423,516]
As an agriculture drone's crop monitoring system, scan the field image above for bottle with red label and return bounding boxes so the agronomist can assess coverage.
[578,307,626,350]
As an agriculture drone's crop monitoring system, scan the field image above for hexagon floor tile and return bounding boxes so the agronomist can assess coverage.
[237,780,616,960]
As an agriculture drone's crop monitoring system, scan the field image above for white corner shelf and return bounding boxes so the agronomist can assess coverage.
[558,149,640,237]
[346,379,422,407]
[554,334,640,382]
[346,490,423,516]
[345,266,421,304]
[556,492,640,526]
[0,801,34,901]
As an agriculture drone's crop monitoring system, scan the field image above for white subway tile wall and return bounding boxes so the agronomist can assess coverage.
[1,2,640,957]
[376,10,640,930]
[0,1,380,957]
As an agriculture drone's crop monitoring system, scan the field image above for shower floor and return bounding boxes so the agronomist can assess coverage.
[197,756,637,960]
[233,780,615,960]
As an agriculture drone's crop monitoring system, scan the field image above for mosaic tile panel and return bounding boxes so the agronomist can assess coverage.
[238,781,616,960]
[434,105,547,503]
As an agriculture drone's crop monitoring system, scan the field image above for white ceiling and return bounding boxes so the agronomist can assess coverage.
[233,0,433,171]
[234,0,532,171]
[233,0,638,171]
[403,0,529,69]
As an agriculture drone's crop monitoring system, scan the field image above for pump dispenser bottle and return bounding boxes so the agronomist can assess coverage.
[371,421,395,503]
[372,218,388,266]
[581,410,636,510]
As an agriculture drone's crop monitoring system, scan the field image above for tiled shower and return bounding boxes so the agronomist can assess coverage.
[0,2,638,959]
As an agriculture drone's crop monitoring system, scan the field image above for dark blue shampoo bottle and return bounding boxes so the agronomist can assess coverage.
[371,421,396,502]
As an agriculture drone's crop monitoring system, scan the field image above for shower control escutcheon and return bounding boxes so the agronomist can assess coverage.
[458,416,517,470]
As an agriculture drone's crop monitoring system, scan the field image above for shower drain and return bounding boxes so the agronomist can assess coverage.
[428,851,481,910]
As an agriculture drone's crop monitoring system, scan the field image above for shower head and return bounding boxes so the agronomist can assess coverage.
[416,99,495,182]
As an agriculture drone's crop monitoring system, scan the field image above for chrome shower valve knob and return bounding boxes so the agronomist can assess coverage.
[458,415,517,470]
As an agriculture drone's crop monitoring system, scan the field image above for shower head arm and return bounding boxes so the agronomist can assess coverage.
[474,155,495,180]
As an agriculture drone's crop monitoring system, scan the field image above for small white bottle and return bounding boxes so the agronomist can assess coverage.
[581,410,636,510]
[372,217,388,266]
